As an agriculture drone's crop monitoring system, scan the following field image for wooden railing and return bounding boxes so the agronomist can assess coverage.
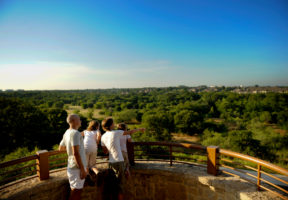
[0,142,287,199]
[0,154,38,188]
[127,141,207,167]
[219,149,288,200]
[128,142,288,200]
[0,150,68,189]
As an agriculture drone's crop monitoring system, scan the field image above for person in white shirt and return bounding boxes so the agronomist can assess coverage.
[117,123,132,177]
[81,120,101,175]
[101,117,145,200]
[59,114,87,200]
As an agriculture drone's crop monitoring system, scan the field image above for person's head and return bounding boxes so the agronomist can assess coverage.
[117,123,127,131]
[87,120,99,131]
[66,114,81,129]
[101,117,114,131]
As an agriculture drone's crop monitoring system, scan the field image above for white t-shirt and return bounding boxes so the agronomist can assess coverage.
[60,129,87,169]
[101,130,124,163]
[120,134,131,152]
[83,130,100,153]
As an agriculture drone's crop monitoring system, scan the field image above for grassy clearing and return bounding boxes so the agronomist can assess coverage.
[65,104,106,120]
[172,133,200,144]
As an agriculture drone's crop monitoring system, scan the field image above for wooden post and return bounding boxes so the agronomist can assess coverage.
[127,141,135,166]
[207,146,219,176]
[36,150,49,180]
[169,145,173,166]
[257,164,261,191]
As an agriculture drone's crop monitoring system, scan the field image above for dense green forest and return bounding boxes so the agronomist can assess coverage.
[0,87,288,168]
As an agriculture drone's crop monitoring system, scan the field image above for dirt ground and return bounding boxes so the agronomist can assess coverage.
[172,133,200,144]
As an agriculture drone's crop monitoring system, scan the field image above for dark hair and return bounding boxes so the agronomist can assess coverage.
[117,123,127,131]
[87,120,99,131]
[102,117,114,131]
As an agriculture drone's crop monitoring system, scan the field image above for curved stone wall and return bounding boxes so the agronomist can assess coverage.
[0,162,279,200]
[124,162,279,200]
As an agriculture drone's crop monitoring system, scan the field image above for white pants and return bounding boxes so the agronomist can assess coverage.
[67,168,85,189]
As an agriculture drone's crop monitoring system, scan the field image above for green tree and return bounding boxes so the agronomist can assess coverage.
[41,108,68,146]
[114,110,137,123]
[53,101,64,109]
[94,102,103,109]
[259,111,271,123]
[87,109,94,119]
[81,103,88,109]
[174,110,203,134]
[142,112,173,141]
[0,98,50,156]
[225,130,263,157]
[201,129,226,147]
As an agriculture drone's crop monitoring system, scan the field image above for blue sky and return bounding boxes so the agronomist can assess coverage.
[0,0,287,89]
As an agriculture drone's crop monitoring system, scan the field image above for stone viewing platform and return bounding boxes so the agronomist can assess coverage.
[0,142,287,199]
[0,161,280,200]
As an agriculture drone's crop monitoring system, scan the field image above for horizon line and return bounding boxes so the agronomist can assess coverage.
[2,85,288,91]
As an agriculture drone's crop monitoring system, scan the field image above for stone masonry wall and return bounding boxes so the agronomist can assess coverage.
[0,162,280,200]
[123,162,279,200]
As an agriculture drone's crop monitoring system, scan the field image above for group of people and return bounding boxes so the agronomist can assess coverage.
[59,114,145,200]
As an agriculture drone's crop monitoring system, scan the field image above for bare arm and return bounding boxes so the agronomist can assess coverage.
[58,139,66,152]
[123,128,145,135]
[58,145,66,152]
[72,145,86,179]
[72,146,85,170]
[96,131,101,145]
[102,145,108,154]
[81,131,84,137]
